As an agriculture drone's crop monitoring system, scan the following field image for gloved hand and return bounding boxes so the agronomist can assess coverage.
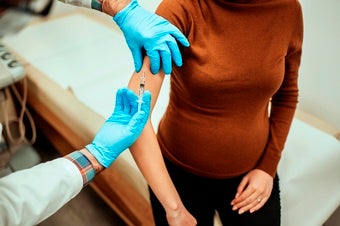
[86,87,151,168]
[113,0,190,75]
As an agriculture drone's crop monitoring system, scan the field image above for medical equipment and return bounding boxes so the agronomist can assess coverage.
[0,0,54,16]
[137,72,145,112]
[0,42,25,89]
[0,43,37,177]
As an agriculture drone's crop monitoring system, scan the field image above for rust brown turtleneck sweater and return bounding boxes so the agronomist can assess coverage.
[156,0,303,178]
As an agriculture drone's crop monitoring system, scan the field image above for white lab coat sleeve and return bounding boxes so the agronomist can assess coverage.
[0,158,83,226]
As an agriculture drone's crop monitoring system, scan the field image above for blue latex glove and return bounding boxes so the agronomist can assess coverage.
[113,0,190,75]
[86,87,151,168]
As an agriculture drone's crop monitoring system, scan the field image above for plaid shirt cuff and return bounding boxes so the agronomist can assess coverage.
[91,0,102,11]
[64,151,96,187]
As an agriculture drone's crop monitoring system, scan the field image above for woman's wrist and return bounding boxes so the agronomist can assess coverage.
[165,201,196,225]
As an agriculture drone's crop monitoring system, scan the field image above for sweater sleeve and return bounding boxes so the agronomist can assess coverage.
[256,0,304,177]
[156,0,190,36]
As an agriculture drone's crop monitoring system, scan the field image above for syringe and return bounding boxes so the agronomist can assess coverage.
[137,72,145,112]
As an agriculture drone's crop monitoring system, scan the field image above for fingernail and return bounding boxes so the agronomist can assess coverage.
[235,193,239,198]
[238,209,244,214]
[232,206,238,211]
[230,201,234,205]
[250,209,254,213]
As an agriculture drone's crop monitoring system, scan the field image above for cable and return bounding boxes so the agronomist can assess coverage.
[1,77,36,148]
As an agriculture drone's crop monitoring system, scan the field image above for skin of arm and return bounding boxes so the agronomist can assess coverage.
[127,58,196,226]
[101,0,130,16]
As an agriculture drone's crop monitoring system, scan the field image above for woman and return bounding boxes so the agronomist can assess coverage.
[128,0,303,225]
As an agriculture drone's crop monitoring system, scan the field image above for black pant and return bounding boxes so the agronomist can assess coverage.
[149,157,281,226]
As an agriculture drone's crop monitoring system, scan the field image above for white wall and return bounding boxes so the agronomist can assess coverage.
[298,0,340,129]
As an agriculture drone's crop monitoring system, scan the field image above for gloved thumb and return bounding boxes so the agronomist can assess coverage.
[129,91,151,133]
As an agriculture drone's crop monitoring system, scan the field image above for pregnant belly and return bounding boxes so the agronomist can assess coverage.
[157,112,269,178]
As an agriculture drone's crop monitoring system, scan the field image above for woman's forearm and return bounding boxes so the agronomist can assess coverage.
[127,58,188,218]
[127,59,196,225]
[129,123,184,213]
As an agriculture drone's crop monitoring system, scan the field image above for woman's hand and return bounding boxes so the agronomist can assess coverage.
[166,204,197,226]
[230,169,273,214]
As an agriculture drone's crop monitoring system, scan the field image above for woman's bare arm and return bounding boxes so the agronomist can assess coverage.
[127,58,196,225]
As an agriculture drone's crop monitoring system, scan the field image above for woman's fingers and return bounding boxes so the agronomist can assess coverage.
[231,169,273,214]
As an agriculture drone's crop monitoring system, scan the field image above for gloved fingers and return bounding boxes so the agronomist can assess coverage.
[141,91,151,115]
[147,49,161,75]
[128,91,151,133]
[125,88,139,114]
[128,110,147,135]
[160,46,172,75]
[129,91,139,114]
[146,36,174,74]
[139,92,151,121]
[131,46,143,73]
[122,88,132,113]
[167,25,190,48]
[112,88,138,118]
[167,38,183,68]
[113,88,127,114]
